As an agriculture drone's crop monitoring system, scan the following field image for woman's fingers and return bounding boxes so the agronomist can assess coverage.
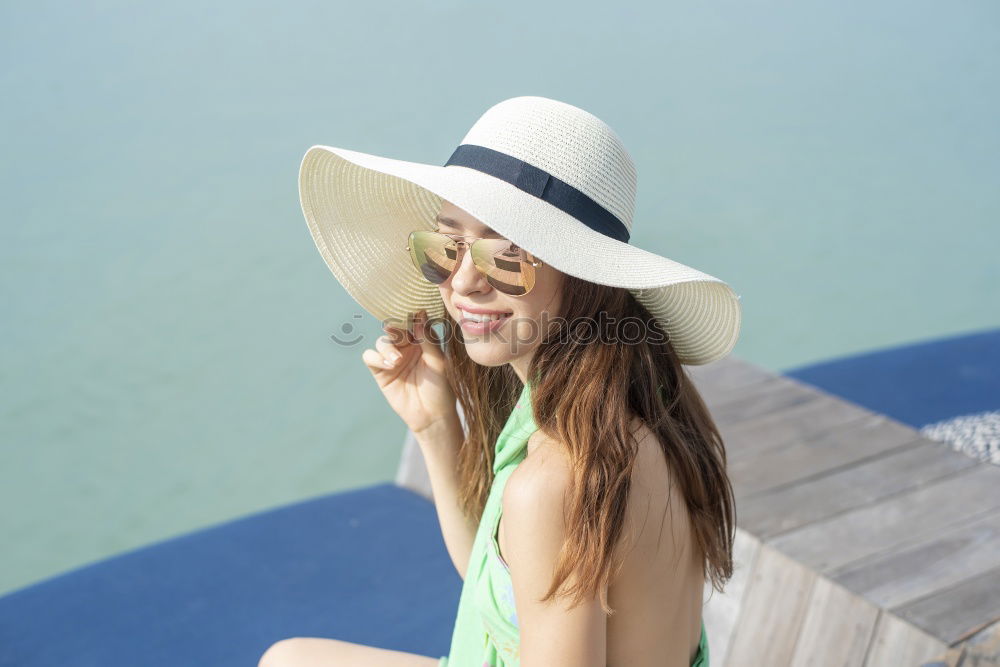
[375,331,405,367]
[411,310,445,371]
[362,346,414,378]
[368,320,423,376]
[364,313,441,378]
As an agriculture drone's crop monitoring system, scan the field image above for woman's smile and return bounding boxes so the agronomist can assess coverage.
[458,307,514,334]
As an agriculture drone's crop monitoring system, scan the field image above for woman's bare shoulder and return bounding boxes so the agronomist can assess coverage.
[516,428,573,491]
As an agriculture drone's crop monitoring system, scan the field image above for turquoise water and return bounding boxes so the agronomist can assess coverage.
[1,0,997,596]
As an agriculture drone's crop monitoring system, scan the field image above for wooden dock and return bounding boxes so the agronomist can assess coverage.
[396,356,1000,666]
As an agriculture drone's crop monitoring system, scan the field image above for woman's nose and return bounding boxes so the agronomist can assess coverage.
[449,243,490,294]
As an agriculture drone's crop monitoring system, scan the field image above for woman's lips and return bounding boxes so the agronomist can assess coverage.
[456,303,513,315]
[459,310,513,335]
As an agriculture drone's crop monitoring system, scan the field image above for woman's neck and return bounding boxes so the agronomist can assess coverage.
[508,356,530,386]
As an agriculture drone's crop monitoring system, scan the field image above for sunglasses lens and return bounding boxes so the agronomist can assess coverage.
[470,238,537,296]
[407,231,539,296]
[407,230,458,284]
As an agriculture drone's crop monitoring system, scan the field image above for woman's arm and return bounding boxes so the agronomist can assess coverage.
[413,414,478,581]
[504,445,607,667]
[364,312,474,580]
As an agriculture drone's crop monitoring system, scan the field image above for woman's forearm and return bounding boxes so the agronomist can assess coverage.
[414,415,477,581]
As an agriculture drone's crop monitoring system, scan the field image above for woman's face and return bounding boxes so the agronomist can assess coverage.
[434,200,564,377]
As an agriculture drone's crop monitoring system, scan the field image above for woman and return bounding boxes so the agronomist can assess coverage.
[261,96,741,666]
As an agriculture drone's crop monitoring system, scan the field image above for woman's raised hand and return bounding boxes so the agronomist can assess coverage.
[362,309,459,436]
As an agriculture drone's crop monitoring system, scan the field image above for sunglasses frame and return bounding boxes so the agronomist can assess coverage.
[405,229,545,297]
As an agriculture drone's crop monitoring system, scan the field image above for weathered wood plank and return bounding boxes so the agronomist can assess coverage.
[767,464,1000,574]
[788,576,880,666]
[863,612,949,667]
[893,563,1000,645]
[954,619,1000,665]
[830,508,1000,610]
[917,644,967,667]
[686,357,782,406]
[708,375,825,426]
[737,437,979,538]
[730,413,921,499]
[724,544,817,666]
[722,393,875,464]
[703,528,761,667]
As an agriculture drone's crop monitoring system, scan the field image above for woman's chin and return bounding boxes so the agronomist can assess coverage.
[464,341,518,367]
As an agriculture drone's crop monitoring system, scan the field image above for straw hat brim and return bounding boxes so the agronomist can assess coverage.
[298,144,742,365]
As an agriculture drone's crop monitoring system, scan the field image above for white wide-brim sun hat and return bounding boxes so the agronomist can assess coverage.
[298,95,742,366]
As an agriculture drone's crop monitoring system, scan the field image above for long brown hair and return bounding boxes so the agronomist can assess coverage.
[436,273,736,615]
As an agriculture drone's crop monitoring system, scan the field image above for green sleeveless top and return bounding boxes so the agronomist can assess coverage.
[438,379,710,667]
